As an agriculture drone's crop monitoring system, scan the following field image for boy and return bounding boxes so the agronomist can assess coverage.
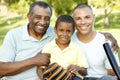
[37,15,88,80]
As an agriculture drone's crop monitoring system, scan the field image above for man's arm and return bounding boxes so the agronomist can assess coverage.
[101,32,119,52]
[108,69,116,76]
[0,53,50,77]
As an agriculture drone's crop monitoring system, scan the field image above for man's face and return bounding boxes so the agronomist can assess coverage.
[54,22,74,45]
[28,5,51,36]
[73,7,95,35]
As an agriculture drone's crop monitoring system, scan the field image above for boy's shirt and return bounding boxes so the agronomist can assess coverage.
[42,39,88,69]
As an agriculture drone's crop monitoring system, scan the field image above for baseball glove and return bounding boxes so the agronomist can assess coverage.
[43,63,74,80]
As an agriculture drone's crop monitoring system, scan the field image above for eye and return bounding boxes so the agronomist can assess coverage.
[85,16,91,19]
[44,17,50,21]
[34,16,41,20]
[75,17,81,20]
[67,30,72,33]
[86,16,90,19]
[59,29,64,32]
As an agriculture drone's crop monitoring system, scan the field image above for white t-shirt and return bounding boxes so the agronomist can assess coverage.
[72,32,120,78]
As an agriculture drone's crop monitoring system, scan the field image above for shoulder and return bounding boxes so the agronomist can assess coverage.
[47,26,54,33]
[5,26,23,39]
[96,32,106,41]
[46,26,56,36]
[70,41,82,50]
[42,39,56,52]
[71,32,77,41]
[43,39,55,48]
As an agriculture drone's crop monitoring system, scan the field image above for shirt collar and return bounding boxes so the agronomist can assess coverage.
[52,39,74,50]
[22,23,53,41]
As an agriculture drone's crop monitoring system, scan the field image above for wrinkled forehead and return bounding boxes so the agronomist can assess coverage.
[31,5,52,16]
[32,5,52,16]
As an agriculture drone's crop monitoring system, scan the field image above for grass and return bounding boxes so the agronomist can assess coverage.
[94,11,120,57]
[0,16,27,49]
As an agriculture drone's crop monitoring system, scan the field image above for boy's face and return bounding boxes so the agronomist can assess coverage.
[54,22,74,45]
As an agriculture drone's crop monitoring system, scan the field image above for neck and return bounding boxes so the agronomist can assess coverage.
[55,39,69,50]
[77,31,97,43]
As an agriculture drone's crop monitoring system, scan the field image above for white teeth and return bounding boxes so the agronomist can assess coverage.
[37,26,44,29]
[61,38,67,41]
[81,26,87,30]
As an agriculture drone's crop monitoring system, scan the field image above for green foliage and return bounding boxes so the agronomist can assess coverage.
[3,0,35,17]
[95,11,120,29]
[46,0,75,16]
[91,0,119,8]
[0,16,26,47]
[4,0,18,5]
[73,0,88,4]
[45,0,88,16]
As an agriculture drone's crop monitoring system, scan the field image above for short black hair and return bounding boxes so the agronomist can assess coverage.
[55,15,75,31]
[28,1,52,16]
[73,4,92,12]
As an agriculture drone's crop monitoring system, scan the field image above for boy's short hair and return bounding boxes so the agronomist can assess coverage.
[55,15,75,31]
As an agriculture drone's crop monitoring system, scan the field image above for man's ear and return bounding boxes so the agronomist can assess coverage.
[93,14,96,21]
[27,13,31,22]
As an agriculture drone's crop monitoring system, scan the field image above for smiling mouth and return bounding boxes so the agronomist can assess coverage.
[37,25,44,29]
[61,37,68,41]
[79,26,88,30]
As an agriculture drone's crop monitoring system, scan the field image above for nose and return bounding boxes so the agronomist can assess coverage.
[81,19,85,24]
[63,31,67,36]
[39,18,46,25]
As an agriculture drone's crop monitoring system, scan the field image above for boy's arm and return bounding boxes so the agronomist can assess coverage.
[67,65,87,76]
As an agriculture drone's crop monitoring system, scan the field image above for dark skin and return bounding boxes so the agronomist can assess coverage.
[0,53,50,77]
[37,20,87,79]
[0,5,52,77]
[67,64,87,76]
[102,32,119,52]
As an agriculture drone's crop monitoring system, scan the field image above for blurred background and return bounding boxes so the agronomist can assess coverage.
[0,0,120,55]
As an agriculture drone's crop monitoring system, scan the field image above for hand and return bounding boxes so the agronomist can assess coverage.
[33,52,51,66]
[37,66,44,80]
[66,65,80,75]
[102,32,119,52]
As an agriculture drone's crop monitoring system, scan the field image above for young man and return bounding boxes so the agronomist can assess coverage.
[37,15,88,80]
[72,4,120,80]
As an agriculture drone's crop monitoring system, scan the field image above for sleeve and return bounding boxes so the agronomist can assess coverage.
[104,53,120,69]
[114,53,120,67]
[0,31,16,62]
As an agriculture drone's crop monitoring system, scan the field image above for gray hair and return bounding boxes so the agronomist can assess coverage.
[28,1,52,16]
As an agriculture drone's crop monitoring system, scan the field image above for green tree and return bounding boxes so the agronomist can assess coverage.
[91,0,118,27]
[2,0,88,17]
[1,0,36,18]
[45,0,88,16]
